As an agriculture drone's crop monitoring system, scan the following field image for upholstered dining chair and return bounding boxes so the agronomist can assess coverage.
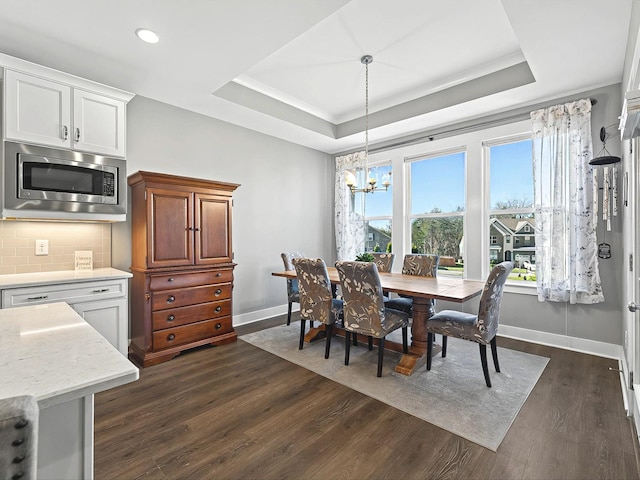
[336,261,409,377]
[292,258,344,359]
[426,261,514,387]
[281,252,305,326]
[384,253,439,316]
[0,395,39,480]
[371,252,394,273]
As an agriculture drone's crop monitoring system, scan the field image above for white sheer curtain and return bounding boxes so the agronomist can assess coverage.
[335,152,366,261]
[531,99,604,304]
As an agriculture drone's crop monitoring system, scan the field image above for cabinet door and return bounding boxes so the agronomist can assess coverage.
[73,89,126,157]
[4,70,72,148]
[72,297,128,355]
[195,193,232,265]
[147,188,194,268]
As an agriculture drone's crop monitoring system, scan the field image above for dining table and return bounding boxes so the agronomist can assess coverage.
[272,267,485,376]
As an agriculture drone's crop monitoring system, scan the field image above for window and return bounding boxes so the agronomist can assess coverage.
[361,163,393,253]
[487,136,534,282]
[408,150,465,276]
[490,235,498,244]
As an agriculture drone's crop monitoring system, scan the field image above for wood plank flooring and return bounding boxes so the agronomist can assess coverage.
[94,316,640,479]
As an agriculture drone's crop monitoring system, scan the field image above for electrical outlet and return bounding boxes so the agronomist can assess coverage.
[35,239,48,256]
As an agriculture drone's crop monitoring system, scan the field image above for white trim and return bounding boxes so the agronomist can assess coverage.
[498,324,619,359]
[233,304,299,327]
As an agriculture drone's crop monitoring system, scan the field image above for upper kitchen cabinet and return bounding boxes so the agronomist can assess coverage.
[1,54,133,157]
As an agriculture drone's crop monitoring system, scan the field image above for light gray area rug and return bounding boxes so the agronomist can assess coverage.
[241,324,549,451]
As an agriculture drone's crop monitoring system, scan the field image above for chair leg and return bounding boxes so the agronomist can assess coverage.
[426,332,433,370]
[345,331,351,365]
[325,324,333,359]
[442,335,448,358]
[368,336,373,350]
[353,333,358,346]
[377,337,385,377]
[480,343,492,387]
[299,319,306,350]
[402,326,408,354]
[287,302,293,326]
[490,336,500,372]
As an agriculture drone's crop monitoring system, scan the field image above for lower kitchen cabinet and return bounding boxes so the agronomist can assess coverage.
[71,297,128,355]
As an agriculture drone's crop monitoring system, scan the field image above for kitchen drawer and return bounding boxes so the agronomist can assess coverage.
[151,283,231,311]
[153,317,233,350]
[152,299,231,330]
[2,279,127,308]
[149,269,233,291]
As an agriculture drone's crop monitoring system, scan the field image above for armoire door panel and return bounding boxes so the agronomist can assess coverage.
[196,194,231,264]
[148,188,193,268]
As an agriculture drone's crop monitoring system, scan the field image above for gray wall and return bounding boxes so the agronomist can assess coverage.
[112,95,336,317]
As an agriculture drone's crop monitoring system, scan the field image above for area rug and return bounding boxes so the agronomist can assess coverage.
[241,324,549,451]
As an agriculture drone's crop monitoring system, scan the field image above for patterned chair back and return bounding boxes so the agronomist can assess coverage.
[476,261,514,342]
[292,258,335,325]
[335,261,389,336]
[281,252,305,302]
[401,254,439,277]
[371,253,395,273]
[0,395,38,480]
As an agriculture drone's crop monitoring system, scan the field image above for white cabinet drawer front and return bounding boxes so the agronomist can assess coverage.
[2,279,127,307]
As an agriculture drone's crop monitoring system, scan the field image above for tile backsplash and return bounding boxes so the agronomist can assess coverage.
[0,221,112,274]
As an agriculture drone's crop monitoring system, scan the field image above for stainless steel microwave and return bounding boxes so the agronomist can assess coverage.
[2,141,126,221]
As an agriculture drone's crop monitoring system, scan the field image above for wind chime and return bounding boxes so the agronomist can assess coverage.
[589,125,621,259]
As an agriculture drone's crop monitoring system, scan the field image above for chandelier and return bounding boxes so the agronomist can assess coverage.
[345,55,391,194]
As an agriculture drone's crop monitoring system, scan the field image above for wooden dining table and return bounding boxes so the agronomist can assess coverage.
[272,267,485,376]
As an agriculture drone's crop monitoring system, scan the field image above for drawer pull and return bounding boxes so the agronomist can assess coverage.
[92,288,109,293]
[167,334,175,341]
[26,295,48,302]
[214,289,222,296]
[167,295,175,304]
[215,323,222,329]
[215,306,222,313]
[168,277,174,282]
[167,315,175,322]
[216,273,222,277]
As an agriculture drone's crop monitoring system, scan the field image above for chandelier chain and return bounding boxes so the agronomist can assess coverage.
[365,60,369,160]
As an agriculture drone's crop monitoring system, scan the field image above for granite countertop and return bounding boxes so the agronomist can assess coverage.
[0,302,138,409]
[0,267,132,289]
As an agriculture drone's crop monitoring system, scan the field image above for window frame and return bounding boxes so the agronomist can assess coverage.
[362,160,393,253]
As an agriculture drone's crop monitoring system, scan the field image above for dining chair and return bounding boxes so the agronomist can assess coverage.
[292,258,344,359]
[336,261,409,377]
[426,261,514,387]
[370,252,394,273]
[0,395,39,480]
[384,253,439,316]
[281,252,305,326]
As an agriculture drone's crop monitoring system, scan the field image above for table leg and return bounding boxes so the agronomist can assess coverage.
[394,296,435,376]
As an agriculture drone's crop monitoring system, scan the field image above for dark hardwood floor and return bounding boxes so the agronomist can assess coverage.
[95,316,640,479]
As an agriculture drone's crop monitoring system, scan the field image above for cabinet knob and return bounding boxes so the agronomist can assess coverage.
[167,295,175,303]
[214,289,222,296]
[216,273,222,277]
[168,277,174,282]
[167,334,175,341]
[215,306,222,313]
[215,323,222,330]
[167,315,175,322]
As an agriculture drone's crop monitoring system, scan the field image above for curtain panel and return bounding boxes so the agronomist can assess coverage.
[530,99,604,304]
[335,152,366,261]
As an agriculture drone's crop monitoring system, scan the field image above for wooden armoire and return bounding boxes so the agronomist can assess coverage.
[127,171,240,367]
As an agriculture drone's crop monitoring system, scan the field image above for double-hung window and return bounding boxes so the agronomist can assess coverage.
[361,163,393,253]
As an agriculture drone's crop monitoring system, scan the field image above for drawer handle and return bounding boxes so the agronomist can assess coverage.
[216,273,222,277]
[214,289,222,296]
[215,306,222,313]
[167,334,175,341]
[167,315,175,322]
[26,295,48,302]
[167,295,175,304]
[92,288,109,293]
[215,323,222,330]
[167,277,174,282]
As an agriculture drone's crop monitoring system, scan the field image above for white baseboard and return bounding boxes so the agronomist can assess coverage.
[498,324,620,359]
[233,304,299,327]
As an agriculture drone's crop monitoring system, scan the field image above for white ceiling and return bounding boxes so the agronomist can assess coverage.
[0,0,632,154]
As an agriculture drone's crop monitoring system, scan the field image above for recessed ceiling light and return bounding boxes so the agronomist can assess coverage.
[135,28,159,44]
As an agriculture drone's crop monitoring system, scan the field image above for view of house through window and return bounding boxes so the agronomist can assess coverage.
[487,136,535,282]
[408,151,465,276]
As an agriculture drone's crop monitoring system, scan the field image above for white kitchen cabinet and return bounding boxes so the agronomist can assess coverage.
[1,277,129,355]
[3,68,128,157]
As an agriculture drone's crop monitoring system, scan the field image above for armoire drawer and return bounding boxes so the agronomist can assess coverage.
[152,299,231,330]
[151,283,231,311]
[153,317,233,350]
[149,269,233,291]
